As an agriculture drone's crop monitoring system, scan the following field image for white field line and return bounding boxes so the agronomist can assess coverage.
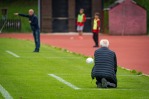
[81,88,149,91]
[25,57,82,59]
[48,74,148,91]
[40,56,81,59]
[6,50,20,58]
[54,74,143,77]
[48,74,80,90]
[0,84,13,99]
[117,75,142,76]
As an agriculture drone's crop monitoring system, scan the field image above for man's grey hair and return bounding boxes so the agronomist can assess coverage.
[100,39,109,47]
[29,9,34,13]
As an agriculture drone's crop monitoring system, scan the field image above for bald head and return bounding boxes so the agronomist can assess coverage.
[28,9,34,16]
[100,39,109,48]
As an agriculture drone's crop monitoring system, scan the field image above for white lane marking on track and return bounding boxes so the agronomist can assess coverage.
[0,84,13,99]
[48,74,80,90]
[6,50,20,58]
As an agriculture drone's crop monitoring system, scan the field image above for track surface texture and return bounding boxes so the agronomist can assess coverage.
[0,33,149,74]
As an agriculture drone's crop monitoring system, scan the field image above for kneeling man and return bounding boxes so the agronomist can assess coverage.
[91,39,117,88]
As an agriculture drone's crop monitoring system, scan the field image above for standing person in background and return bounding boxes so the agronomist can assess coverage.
[77,8,86,39]
[92,13,100,47]
[14,9,40,52]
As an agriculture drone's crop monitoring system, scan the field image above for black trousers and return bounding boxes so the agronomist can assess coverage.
[33,29,40,51]
[93,33,99,46]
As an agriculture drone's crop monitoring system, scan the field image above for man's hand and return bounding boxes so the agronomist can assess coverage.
[14,13,19,16]
[29,21,31,23]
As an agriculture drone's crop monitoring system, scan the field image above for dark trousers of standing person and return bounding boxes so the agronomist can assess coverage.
[93,32,99,46]
[33,29,40,52]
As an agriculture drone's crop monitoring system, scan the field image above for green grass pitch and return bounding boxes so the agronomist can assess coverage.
[0,38,149,99]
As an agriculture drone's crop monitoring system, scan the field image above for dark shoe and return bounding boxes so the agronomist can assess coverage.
[107,82,116,88]
[33,50,39,52]
[101,78,108,88]
[97,83,102,88]
[33,48,39,52]
[96,81,102,88]
[93,45,99,48]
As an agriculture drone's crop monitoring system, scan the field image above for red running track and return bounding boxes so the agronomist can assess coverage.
[0,33,149,75]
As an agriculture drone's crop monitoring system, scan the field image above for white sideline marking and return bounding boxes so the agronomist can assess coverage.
[48,74,148,91]
[6,50,20,58]
[45,57,82,59]
[81,88,149,91]
[55,74,142,77]
[48,74,80,90]
[0,84,13,99]
[26,57,82,59]
[118,75,142,76]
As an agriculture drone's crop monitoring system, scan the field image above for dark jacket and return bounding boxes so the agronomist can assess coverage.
[91,47,117,83]
[19,14,39,31]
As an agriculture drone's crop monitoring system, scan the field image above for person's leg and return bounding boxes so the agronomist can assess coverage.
[101,78,108,88]
[95,33,99,46]
[93,33,98,47]
[33,29,40,52]
[79,26,84,36]
[79,31,82,36]
[92,33,96,44]
[77,26,83,39]
[99,77,117,88]
[96,77,102,88]
[32,30,37,52]
[36,29,40,51]
[77,26,81,35]
[106,78,117,88]
[101,77,117,88]
[77,25,80,33]
[107,82,116,88]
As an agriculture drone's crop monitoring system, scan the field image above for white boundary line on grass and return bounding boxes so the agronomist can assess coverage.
[48,74,149,91]
[45,57,82,59]
[6,50,20,58]
[81,88,149,91]
[117,75,142,76]
[48,74,80,90]
[55,74,143,77]
[0,84,13,99]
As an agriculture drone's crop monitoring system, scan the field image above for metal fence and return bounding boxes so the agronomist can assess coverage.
[0,19,21,31]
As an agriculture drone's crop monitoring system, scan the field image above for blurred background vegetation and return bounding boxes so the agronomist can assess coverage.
[134,0,149,34]
[0,0,38,33]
